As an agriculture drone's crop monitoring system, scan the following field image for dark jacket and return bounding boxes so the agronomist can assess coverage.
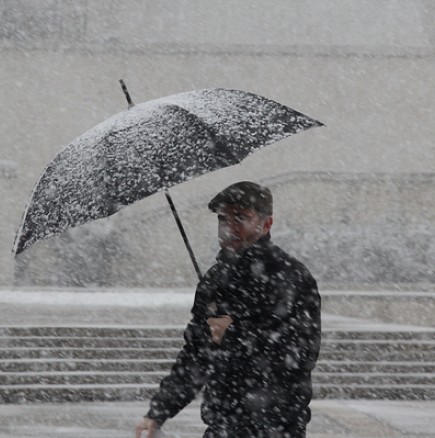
[146,235,321,435]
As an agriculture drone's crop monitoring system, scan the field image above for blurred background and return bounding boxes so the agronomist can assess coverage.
[1,0,434,289]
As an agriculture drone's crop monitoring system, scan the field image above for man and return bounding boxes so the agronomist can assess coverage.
[136,181,321,438]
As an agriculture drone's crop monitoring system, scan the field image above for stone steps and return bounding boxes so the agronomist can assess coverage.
[0,327,184,337]
[2,326,434,340]
[314,372,435,385]
[1,346,434,361]
[316,360,435,374]
[2,383,435,404]
[0,384,157,403]
[0,347,181,360]
[0,371,167,385]
[1,326,434,403]
[319,350,435,362]
[314,384,435,400]
[0,337,184,349]
[1,370,434,386]
[322,340,435,351]
[1,358,434,374]
[0,359,175,373]
[323,330,435,341]
[2,337,434,350]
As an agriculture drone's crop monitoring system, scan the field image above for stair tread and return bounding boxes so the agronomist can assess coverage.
[1,326,434,401]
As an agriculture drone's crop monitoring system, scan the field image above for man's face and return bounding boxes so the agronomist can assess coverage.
[217,205,273,254]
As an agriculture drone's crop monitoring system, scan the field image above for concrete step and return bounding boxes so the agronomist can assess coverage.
[1,326,434,341]
[2,383,435,404]
[2,370,433,387]
[3,347,433,362]
[0,336,184,349]
[2,338,433,350]
[0,384,159,403]
[1,326,434,402]
[322,330,435,341]
[0,327,185,338]
[0,371,167,385]
[2,359,434,375]
[313,372,435,385]
[3,358,434,375]
[0,359,174,373]
[0,347,181,360]
[318,350,435,362]
[316,360,435,374]
[2,336,433,351]
[0,348,435,364]
[322,339,435,352]
[314,384,435,400]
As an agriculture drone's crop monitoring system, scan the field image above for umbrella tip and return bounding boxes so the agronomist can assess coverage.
[12,236,23,257]
[119,79,135,109]
[12,244,21,257]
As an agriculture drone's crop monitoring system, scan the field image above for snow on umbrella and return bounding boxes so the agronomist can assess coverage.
[13,86,323,274]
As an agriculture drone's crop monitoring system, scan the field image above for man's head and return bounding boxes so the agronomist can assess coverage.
[208,181,273,254]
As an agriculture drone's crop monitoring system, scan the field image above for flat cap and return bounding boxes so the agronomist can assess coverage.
[208,181,273,215]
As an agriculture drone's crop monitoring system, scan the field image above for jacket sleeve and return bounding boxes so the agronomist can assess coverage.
[222,264,321,373]
[145,319,210,425]
[145,268,218,426]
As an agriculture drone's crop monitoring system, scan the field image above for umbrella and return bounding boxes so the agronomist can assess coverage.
[13,83,323,278]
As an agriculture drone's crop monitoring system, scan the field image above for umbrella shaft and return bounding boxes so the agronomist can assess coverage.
[119,79,134,108]
[164,190,202,281]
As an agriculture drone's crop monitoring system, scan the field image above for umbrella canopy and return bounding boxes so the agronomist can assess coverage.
[13,88,322,256]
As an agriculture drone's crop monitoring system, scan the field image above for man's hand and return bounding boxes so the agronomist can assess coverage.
[207,315,233,345]
[135,417,160,438]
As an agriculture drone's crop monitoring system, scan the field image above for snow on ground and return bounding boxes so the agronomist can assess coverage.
[1,288,434,330]
[0,288,434,436]
[1,399,435,438]
[0,288,194,307]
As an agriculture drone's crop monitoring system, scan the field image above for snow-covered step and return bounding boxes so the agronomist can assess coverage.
[3,359,433,375]
[0,336,184,349]
[2,382,435,404]
[0,342,424,361]
[0,358,174,373]
[0,347,181,360]
[1,326,434,402]
[0,327,185,338]
[2,347,433,362]
[0,371,167,385]
[2,370,434,387]
[0,383,160,404]
[313,372,435,385]
[3,336,434,351]
[322,339,435,351]
[316,360,435,374]
[318,349,435,362]
[314,384,435,400]
[2,326,434,340]
[322,330,435,341]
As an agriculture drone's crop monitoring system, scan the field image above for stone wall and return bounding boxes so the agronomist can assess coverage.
[14,172,435,288]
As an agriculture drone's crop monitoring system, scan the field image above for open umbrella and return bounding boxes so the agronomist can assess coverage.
[13,83,323,278]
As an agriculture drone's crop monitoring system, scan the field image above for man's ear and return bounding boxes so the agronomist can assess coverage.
[263,216,273,234]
